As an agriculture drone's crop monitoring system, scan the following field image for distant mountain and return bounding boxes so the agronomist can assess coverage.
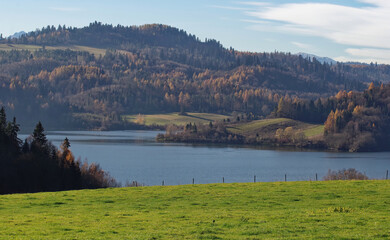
[296,52,337,65]
[8,31,26,39]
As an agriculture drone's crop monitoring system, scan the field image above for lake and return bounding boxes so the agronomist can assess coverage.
[20,131,390,186]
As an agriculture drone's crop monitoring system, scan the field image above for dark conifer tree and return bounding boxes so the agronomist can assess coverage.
[0,107,6,133]
[32,121,47,146]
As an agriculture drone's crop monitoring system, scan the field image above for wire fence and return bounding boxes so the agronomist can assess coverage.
[125,169,389,187]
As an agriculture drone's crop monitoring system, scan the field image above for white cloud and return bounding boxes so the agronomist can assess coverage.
[240,19,274,25]
[291,41,314,51]
[335,48,390,63]
[237,0,390,63]
[334,56,388,64]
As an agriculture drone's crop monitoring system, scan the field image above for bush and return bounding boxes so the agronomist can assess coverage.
[80,162,119,189]
[323,168,369,181]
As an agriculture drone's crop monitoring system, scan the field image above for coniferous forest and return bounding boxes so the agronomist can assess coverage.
[0,107,117,194]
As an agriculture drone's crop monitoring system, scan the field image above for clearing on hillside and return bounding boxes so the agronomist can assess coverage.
[0,44,106,57]
[123,112,230,126]
[227,118,324,139]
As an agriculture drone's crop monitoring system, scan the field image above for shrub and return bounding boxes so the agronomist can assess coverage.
[323,168,369,181]
[80,162,119,189]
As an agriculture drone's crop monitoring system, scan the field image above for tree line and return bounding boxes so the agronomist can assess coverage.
[275,83,390,151]
[159,83,390,152]
[0,107,118,194]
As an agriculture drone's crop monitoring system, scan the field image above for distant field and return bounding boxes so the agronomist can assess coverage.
[227,118,290,134]
[228,118,324,138]
[0,44,106,56]
[0,180,389,239]
[123,112,230,126]
[303,125,325,137]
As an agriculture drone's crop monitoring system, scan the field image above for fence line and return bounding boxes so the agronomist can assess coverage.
[129,170,389,187]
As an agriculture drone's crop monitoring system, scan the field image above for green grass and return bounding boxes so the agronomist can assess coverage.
[73,113,104,122]
[1,181,390,239]
[123,112,230,126]
[0,44,106,56]
[303,125,325,137]
[228,118,324,139]
[227,118,290,134]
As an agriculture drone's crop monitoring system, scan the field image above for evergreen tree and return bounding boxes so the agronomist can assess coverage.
[0,107,6,133]
[7,117,20,139]
[61,137,71,151]
[22,139,30,153]
[32,121,47,146]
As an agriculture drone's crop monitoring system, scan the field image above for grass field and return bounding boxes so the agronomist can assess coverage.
[227,118,290,134]
[227,118,324,139]
[303,125,325,138]
[0,44,106,56]
[0,181,389,239]
[123,112,230,126]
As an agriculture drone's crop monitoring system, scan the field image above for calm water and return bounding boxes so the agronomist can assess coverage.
[20,131,390,185]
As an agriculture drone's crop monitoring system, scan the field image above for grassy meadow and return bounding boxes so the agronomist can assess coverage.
[123,114,324,139]
[0,44,106,57]
[123,112,229,126]
[227,118,324,139]
[227,118,290,134]
[1,180,390,239]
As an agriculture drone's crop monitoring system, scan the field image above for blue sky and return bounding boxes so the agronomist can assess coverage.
[1,0,389,63]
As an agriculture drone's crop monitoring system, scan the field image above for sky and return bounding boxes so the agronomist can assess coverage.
[1,0,389,63]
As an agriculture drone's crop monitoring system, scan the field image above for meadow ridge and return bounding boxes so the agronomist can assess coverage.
[1,180,389,239]
[0,43,106,56]
[123,113,325,140]
[123,112,230,126]
[227,118,324,139]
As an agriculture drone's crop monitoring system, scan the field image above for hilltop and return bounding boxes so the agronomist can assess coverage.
[296,52,337,65]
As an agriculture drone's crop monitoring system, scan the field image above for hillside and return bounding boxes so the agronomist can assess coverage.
[0,43,106,56]
[228,118,324,139]
[0,22,390,130]
[123,112,230,126]
[297,52,336,65]
[157,116,325,149]
[0,181,389,239]
[157,83,390,151]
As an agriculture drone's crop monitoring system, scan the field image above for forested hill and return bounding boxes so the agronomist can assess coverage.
[0,22,390,130]
[8,22,220,49]
[3,21,390,81]
[4,22,236,70]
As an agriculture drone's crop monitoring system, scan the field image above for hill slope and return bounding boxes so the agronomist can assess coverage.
[0,181,389,239]
[1,22,390,130]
